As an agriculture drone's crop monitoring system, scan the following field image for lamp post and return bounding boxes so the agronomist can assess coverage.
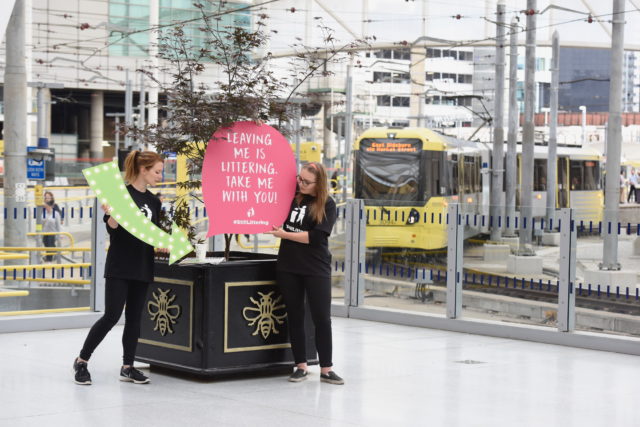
[579,105,587,144]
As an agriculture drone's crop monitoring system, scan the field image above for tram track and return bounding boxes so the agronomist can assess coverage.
[369,257,640,316]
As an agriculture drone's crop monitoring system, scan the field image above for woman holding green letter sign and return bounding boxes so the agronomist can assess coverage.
[73,150,164,385]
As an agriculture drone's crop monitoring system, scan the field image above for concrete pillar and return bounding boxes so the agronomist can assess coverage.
[4,0,29,277]
[601,0,624,270]
[518,0,536,254]
[409,46,426,127]
[43,88,52,137]
[90,91,104,161]
[322,101,332,165]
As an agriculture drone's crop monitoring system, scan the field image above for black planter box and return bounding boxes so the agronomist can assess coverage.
[135,252,317,376]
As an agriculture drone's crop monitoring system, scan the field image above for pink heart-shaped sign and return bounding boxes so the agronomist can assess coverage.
[202,121,297,236]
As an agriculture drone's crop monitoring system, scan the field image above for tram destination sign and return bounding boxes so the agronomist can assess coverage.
[360,138,421,153]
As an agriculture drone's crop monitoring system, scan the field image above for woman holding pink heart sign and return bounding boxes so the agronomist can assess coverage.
[266,161,343,385]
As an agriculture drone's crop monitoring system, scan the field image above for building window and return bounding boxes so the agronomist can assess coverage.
[373,49,410,60]
[392,96,410,107]
[392,72,410,84]
[457,97,472,107]
[442,50,457,59]
[393,49,411,60]
[539,82,550,109]
[109,0,151,57]
[374,50,393,59]
[427,48,441,58]
[459,51,473,61]
[440,72,456,82]
[373,71,392,83]
[158,0,251,60]
[377,95,391,106]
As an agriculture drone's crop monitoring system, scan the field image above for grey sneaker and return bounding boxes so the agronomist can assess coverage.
[288,368,309,383]
[73,358,92,385]
[320,371,344,385]
[119,366,150,384]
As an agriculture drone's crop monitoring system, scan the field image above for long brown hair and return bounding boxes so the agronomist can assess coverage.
[295,161,329,223]
[123,150,164,184]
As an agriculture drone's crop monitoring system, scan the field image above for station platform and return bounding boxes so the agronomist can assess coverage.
[1,317,639,426]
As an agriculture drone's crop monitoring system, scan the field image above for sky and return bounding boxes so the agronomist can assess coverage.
[261,0,640,53]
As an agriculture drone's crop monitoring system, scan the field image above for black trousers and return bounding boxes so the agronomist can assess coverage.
[79,278,149,366]
[629,185,636,202]
[277,271,333,368]
[42,235,56,261]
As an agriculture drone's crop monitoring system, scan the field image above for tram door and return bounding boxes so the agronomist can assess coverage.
[557,156,569,208]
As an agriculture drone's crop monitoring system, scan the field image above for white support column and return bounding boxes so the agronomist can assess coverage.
[558,208,576,332]
[345,199,365,307]
[446,204,463,319]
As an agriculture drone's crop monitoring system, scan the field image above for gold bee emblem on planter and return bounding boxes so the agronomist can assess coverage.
[242,291,287,340]
[147,288,181,336]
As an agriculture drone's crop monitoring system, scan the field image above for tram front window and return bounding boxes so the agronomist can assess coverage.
[356,138,421,202]
[570,160,601,191]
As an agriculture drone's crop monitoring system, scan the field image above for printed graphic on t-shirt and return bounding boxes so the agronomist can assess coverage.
[141,204,153,220]
[289,205,306,225]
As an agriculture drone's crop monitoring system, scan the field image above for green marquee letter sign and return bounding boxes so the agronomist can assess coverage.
[83,161,193,265]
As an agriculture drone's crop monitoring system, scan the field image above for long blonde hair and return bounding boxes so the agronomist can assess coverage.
[295,161,328,223]
[123,150,164,184]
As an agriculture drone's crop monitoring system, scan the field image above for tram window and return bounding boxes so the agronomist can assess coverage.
[473,156,482,193]
[448,154,459,195]
[355,138,422,202]
[463,156,475,193]
[569,160,601,191]
[533,159,547,191]
[424,151,441,198]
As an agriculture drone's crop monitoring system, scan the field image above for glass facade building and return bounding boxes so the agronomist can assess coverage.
[559,47,611,112]
[108,0,251,57]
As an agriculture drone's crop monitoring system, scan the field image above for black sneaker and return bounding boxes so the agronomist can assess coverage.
[320,371,344,385]
[119,366,150,384]
[288,368,309,383]
[73,359,92,385]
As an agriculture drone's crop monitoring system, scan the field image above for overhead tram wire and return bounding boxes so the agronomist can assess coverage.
[25,4,640,56]
[38,0,282,53]
[13,3,640,88]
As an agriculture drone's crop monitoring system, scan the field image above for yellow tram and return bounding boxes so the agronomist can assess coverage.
[353,127,604,252]
[354,127,485,251]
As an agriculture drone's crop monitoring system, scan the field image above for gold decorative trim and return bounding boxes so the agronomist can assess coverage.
[224,280,291,353]
[138,276,193,352]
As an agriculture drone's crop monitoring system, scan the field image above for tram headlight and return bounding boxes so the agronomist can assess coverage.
[406,208,420,225]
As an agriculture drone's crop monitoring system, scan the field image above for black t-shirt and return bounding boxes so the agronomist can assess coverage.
[104,185,161,283]
[277,195,337,277]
